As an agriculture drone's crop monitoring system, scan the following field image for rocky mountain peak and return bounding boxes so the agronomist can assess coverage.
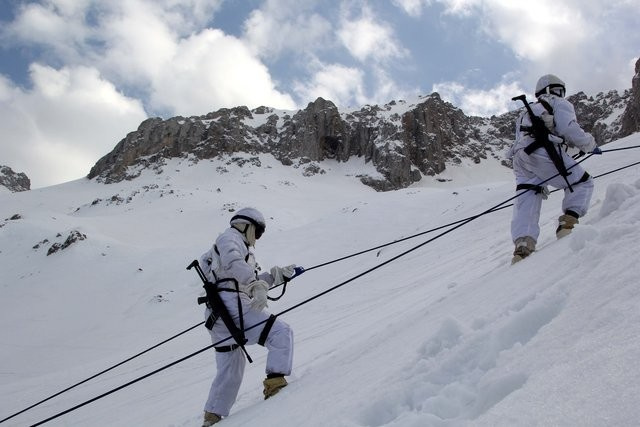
[0,166,30,192]
[88,64,640,191]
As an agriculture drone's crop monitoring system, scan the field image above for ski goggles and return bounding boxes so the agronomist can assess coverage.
[255,223,265,240]
[548,84,565,98]
[231,214,266,239]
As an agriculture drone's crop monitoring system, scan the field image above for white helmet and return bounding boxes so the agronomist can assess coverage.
[535,74,566,98]
[230,207,266,241]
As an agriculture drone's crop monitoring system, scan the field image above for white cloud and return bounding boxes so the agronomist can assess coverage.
[474,1,588,61]
[438,0,481,15]
[95,1,180,87]
[0,65,147,188]
[338,4,409,63]
[2,0,294,115]
[1,0,94,63]
[393,0,482,17]
[367,67,421,106]
[434,79,525,116]
[391,0,432,17]
[242,0,413,108]
[293,62,366,108]
[150,0,224,31]
[150,29,296,115]
[432,0,640,95]
[291,60,419,109]
[242,0,333,59]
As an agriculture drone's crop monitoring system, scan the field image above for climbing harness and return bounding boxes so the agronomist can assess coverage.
[515,183,550,199]
[515,171,591,198]
[188,260,253,362]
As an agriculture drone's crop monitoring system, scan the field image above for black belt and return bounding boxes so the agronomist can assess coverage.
[517,172,590,191]
[516,183,546,194]
[516,172,590,196]
[215,344,239,352]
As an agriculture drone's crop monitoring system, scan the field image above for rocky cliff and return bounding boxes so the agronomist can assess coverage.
[0,166,31,192]
[88,94,515,191]
[620,57,640,137]
[88,67,639,191]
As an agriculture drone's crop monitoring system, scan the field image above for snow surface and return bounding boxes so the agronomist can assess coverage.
[1,134,640,427]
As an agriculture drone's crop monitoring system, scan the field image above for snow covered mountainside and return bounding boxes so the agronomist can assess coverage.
[1,133,640,426]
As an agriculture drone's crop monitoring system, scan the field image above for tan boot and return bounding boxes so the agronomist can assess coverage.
[556,212,579,239]
[202,411,221,426]
[263,376,287,399]
[511,236,536,264]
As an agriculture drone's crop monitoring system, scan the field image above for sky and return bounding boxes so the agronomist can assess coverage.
[1,132,639,426]
[0,0,639,188]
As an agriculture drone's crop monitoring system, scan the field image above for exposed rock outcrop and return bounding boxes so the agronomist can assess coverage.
[88,95,516,190]
[0,166,30,192]
[45,230,87,256]
[620,57,640,137]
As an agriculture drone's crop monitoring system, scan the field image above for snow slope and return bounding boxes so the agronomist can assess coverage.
[1,134,640,427]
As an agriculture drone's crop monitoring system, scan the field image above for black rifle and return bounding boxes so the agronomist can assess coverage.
[187,260,253,362]
[512,94,573,192]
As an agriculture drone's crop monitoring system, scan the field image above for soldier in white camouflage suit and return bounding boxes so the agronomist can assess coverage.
[199,207,296,426]
[508,74,600,264]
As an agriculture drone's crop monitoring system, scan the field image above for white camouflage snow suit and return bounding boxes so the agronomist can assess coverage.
[201,226,293,417]
[508,93,597,243]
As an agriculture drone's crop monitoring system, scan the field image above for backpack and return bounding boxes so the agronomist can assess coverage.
[199,245,221,283]
[512,94,573,191]
[520,99,555,154]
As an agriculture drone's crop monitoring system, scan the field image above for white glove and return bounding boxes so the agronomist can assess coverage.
[583,134,597,153]
[541,112,555,132]
[270,264,297,284]
[247,280,269,311]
